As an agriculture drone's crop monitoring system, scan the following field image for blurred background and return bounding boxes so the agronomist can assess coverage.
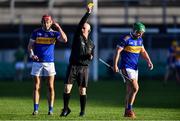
[0,0,180,82]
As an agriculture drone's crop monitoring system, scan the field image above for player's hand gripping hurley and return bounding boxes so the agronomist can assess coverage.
[99,58,133,83]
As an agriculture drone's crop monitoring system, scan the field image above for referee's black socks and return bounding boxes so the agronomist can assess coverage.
[80,95,87,113]
[63,93,70,110]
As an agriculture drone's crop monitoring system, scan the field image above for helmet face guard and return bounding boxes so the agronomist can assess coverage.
[133,22,146,32]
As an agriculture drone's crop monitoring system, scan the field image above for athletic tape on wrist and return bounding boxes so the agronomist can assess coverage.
[29,50,34,58]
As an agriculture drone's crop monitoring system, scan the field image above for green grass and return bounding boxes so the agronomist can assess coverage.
[0,79,180,120]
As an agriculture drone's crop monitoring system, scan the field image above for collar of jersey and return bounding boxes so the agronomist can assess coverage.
[42,27,53,32]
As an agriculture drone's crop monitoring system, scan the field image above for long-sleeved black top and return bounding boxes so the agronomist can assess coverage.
[69,12,95,66]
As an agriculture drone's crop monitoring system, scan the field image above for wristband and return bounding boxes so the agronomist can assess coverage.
[29,50,34,58]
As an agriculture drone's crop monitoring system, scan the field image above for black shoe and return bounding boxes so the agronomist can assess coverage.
[60,108,71,117]
[79,112,85,117]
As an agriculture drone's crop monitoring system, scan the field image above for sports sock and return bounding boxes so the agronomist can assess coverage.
[127,104,132,110]
[63,93,70,110]
[49,106,53,112]
[80,95,87,113]
[34,104,39,111]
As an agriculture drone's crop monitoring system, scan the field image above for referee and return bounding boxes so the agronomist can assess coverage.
[60,4,94,117]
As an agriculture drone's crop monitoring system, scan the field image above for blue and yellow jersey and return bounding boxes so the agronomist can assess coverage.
[175,46,180,61]
[117,34,143,70]
[30,28,61,62]
[167,46,176,64]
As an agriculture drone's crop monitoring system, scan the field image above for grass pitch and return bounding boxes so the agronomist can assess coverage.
[0,79,180,120]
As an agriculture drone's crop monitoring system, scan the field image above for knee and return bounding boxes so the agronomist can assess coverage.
[34,84,40,91]
[133,86,139,94]
[48,85,54,92]
[79,87,86,95]
[34,87,40,91]
[64,84,72,93]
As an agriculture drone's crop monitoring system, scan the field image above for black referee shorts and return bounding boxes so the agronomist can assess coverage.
[65,65,89,87]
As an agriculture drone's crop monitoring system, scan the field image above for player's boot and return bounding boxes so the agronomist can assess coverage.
[60,108,71,117]
[32,110,38,115]
[124,109,136,118]
[48,111,53,115]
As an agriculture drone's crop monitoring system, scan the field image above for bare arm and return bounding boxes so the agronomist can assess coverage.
[113,47,123,72]
[53,22,67,43]
[140,46,153,70]
[75,4,93,37]
[27,39,39,61]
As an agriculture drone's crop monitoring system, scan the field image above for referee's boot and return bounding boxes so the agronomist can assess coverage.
[60,108,71,117]
[79,111,85,117]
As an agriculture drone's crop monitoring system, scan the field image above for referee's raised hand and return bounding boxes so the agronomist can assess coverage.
[87,3,94,13]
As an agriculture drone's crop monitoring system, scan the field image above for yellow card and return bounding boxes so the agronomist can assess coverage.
[88,2,94,7]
